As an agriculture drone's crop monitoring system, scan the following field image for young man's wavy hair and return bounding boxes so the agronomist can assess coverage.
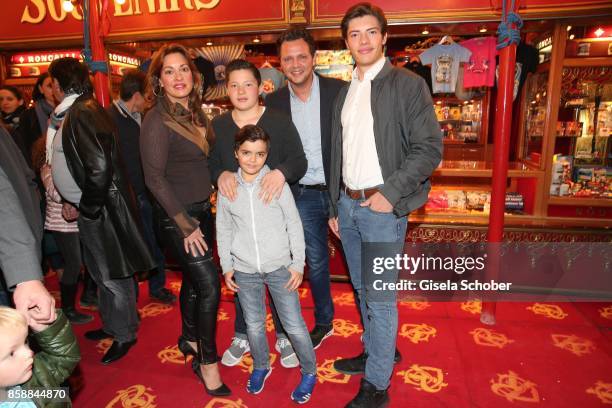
[340,2,388,40]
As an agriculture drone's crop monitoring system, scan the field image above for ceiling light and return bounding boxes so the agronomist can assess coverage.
[569,34,575,40]
[206,41,213,46]
[566,25,572,31]
[422,27,429,35]
[62,0,74,12]
[594,27,604,37]
[479,26,487,33]
[253,36,261,43]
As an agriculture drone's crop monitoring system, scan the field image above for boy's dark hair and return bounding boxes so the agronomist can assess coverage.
[225,59,261,86]
[234,124,270,151]
[340,2,388,40]
[276,27,316,57]
[48,57,93,95]
[119,70,146,101]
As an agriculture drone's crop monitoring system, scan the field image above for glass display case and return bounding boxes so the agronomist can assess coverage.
[521,71,549,166]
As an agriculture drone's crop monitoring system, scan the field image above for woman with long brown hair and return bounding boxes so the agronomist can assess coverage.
[140,44,229,396]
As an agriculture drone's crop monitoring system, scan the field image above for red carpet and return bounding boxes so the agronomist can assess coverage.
[44,271,612,407]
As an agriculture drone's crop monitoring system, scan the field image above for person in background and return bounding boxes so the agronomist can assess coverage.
[0,307,80,408]
[17,73,57,169]
[328,3,442,407]
[266,27,345,350]
[209,59,307,369]
[140,44,229,396]
[108,70,176,304]
[0,86,26,157]
[48,57,155,365]
[30,137,93,325]
[217,124,316,403]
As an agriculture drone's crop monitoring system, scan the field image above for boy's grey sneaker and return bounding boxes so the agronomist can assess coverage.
[275,337,299,368]
[221,336,250,366]
[309,324,334,350]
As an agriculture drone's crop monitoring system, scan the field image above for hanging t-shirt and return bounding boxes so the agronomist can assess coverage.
[495,42,539,100]
[419,43,471,94]
[403,60,433,94]
[460,37,497,88]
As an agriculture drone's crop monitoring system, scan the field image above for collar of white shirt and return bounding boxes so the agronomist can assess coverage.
[352,56,386,82]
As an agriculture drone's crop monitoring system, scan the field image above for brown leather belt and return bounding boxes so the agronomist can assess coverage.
[341,183,379,200]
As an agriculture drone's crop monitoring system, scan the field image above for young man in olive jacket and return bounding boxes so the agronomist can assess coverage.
[327,4,443,407]
[265,27,345,350]
[48,58,155,365]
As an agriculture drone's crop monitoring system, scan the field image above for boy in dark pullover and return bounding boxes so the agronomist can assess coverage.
[216,125,316,404]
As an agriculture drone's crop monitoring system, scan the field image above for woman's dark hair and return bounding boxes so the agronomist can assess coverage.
[145,43,207,127]
[276,27,317,56]
[234,124,270,151]
[225,59,261,86]
[31,73,51,101]
[340,2,388,40]
[0,85,23,101]
[48,57,93,95]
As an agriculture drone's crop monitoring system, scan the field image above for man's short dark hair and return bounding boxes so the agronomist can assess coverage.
[48,57,93,95]
[340,2,388,40]
[119,70,146,101]
[276,27,316,57]
[225,59,262,86]
[234,124,270,152]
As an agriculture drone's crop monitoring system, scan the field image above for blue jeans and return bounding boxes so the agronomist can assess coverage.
[234,267,316,375]
[295,187,334,327]
[137,193,166,295]
[337,192,407,390]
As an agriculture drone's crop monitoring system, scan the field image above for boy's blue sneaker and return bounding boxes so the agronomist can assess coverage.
[291,373,317,404]
[247,368,272,394]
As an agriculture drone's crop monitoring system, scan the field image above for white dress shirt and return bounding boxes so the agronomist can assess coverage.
[341,56,386,190]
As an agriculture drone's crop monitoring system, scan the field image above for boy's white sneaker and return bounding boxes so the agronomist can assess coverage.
[221,336,250,366]
[275,337,299,368]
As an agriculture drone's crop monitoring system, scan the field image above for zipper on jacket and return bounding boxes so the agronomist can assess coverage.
[247,187,262,272]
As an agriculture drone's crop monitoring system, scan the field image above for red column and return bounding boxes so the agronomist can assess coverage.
[481,0,519,324]
[89,0,110,107]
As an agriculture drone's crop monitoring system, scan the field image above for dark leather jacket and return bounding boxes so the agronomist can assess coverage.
[62,95,155,278]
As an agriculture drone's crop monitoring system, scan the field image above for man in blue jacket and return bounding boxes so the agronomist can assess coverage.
[266,27,345,350]
[327,3,443,407]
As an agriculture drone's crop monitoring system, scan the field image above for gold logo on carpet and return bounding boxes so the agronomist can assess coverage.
[396,364,448,393]
[490,370,539,403]
[96,338,113,354]
[158,345,192,364]
[139,303,173,318]
[527,303,568,320]
[586,381,612,404]
[470,328,514,349]
[169,281,181,293]
[298,288,309,299]
[221,286,234,297]
[399,323,437,344]
[551,334,595,356]
[217,308,229,321]
[237,353,277,374]
[105,384,156,407]
[316,358,351,384]
[599,305,612,320]
[204,398,248,408]
[460,300,482,315]
[265,313,274,332]
[333,292,355,306]
[332,319,363,338]
[399,300,431,311]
